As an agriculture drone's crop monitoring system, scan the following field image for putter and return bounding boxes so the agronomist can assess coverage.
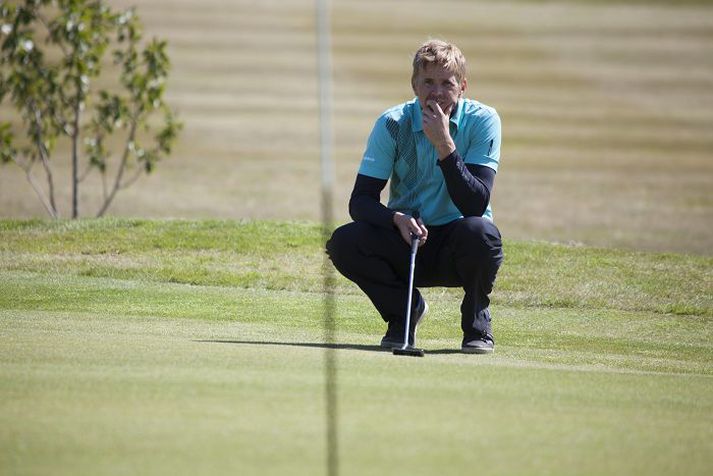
[393,227,425,358]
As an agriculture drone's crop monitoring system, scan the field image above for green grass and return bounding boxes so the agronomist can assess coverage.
[1,219,712,475]
[1,218,710,316]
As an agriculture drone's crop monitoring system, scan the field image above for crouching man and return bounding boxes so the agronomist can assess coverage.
[327,39,504,354]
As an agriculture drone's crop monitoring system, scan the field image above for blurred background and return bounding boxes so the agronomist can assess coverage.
[1,0,711,255]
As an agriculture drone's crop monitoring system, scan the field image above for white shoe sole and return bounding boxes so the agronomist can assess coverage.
[461,345,494,354]
[415,301,429,330]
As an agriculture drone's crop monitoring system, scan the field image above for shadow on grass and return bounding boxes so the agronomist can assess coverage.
[195,339,462,355]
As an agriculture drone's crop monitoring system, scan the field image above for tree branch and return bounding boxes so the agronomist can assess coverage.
[38,8,75,135]
[37,143,58,217]
[101,167,108,202]
[12,155,58,218]
[29,101,58,217]
[96,118,137,217]
[78,161,93,182]
[119,163,144,189]
[37,11,69,57]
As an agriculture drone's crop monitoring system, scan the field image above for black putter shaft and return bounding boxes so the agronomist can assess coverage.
[393,215,425,357]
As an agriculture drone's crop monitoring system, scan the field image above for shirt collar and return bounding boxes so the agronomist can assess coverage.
[411,98,464,133]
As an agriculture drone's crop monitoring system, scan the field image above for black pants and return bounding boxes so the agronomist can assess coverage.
[326,217,503,341]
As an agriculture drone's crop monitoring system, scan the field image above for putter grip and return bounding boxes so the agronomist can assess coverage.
[411,210,421,251]
[410,210,421,249]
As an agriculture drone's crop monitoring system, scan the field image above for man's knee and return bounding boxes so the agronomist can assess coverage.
[327,223,353,262]
[452,217,503,264]
[326,221,371,265]
[453,216,500,242]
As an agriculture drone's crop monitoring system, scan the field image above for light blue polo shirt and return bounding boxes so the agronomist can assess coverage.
[358,97,501,225]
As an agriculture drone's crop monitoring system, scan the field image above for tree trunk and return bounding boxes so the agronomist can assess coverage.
[71,95,81,219]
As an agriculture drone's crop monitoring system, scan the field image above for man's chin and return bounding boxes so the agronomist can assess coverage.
[421,100,456,114]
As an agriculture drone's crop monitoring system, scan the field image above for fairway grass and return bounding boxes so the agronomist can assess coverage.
[1,219,712,475]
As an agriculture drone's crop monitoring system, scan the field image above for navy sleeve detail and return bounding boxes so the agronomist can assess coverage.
[437,151,495,217]
[348,173,395,228]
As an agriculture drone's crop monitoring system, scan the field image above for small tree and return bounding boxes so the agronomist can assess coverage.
[0,0,181,218]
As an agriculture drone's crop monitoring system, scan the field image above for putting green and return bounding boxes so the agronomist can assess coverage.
[1,271,711,475]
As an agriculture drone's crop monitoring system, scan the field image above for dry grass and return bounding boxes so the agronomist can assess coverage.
[1,0,712,254]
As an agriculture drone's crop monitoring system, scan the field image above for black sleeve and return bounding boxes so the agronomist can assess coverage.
[348,174,395,229]
[438,150,496,217]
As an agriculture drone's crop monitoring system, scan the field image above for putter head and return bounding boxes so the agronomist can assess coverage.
[392,346,425,357]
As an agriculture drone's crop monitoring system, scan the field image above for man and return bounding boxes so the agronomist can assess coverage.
[327,39,503,354]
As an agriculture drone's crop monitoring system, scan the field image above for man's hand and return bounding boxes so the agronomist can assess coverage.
[393,212,428,246]
[421,100,456,159]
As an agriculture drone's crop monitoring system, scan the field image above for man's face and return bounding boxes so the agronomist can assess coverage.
[412,62,467,116]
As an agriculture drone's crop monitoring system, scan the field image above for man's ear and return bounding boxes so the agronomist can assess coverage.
[459,78,468,97]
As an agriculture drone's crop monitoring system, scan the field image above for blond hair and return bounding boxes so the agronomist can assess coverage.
[411,39,467,84]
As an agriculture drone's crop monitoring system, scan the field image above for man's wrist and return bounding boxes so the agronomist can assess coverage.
[437,141,456,160]
[392,211,403,226]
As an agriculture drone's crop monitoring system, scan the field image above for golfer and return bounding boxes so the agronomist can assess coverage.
[327,39,503,353]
